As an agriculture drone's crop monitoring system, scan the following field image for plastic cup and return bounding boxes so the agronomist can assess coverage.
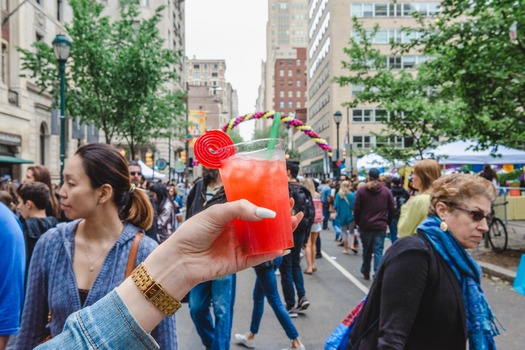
[219,139,293,255]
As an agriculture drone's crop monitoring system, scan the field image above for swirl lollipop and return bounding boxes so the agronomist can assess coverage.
[194,130,235,169]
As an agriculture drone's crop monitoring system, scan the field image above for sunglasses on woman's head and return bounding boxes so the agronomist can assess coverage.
[449,205,491,222]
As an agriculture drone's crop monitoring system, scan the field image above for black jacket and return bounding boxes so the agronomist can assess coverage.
[348,233,467,350]
[186,178,227,219]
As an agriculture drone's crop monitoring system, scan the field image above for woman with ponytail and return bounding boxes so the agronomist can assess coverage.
[16,143,176,349]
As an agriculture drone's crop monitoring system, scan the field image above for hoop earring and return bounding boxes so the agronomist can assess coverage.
[440,221,448,232]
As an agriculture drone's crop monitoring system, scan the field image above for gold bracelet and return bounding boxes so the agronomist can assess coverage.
[131,262,181,316]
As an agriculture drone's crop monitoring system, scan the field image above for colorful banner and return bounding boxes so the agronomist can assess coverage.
[189,110,206,147]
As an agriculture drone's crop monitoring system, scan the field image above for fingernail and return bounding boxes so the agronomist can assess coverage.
[255,207,276,219]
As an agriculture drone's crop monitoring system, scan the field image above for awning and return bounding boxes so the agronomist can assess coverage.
[0,155,34,164]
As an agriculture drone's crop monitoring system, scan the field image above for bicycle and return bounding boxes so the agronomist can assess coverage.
[484,201,508,253]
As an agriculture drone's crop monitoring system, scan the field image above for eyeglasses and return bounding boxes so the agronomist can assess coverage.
[449,205,491,222]
[130,172,142,176]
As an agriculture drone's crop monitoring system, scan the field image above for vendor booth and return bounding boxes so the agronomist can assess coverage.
[427,141,525,220]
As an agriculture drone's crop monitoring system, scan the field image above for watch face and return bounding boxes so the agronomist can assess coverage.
[145,283,162,299]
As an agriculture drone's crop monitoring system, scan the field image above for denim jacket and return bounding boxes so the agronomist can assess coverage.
[16,220,177,349]
[36,289,159,349]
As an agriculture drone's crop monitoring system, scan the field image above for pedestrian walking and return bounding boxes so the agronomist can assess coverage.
[280,161,314,317]
[349,174,500,349]
[334,180,356,254]
[186,167,236,350]
[300,177,322,274]
[389,176,410,243]
[354,168,395,280]
[234,257,306,350]
[398,159,441,238]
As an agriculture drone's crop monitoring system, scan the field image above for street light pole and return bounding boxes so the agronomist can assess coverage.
[53,34,72,186]
[346,106,353,175]
[333,111,342,178]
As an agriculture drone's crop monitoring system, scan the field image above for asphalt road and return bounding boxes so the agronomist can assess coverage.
[176,229,525,350]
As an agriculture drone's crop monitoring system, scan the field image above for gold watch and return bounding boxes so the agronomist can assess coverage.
[131,262,181,316]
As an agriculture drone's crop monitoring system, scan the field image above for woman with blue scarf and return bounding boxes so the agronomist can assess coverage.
[348,173,500,349]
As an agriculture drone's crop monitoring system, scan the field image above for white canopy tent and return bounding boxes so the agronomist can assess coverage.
[138,160,166,181]
[426,140,525,165]
[356,153,405,171]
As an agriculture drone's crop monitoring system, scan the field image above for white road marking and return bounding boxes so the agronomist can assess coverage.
[321,250,369,295]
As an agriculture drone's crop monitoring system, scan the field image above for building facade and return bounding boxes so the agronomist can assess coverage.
[0,0,186,183]
[301,0,440,177]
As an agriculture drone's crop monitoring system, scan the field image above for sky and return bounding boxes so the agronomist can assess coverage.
[185,0,268,139]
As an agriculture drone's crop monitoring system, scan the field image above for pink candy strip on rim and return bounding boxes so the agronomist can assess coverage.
[194,130,235,169]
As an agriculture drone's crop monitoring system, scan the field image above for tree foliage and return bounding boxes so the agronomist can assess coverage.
[400,0,525,149]
[18,0,186,156]
[334,19,455,163]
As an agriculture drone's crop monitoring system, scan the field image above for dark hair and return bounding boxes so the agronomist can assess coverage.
[149,183,170,211]
[286,160,300,179]
[16,182,50,210]
[75,143,153,230]
[27,165,60,218]
[0,190,14,210]
[481,164,495,181]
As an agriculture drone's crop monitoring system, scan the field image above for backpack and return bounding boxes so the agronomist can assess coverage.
[288,181,315,235]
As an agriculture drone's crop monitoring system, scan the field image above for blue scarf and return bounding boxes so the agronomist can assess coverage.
[418,216,499,350]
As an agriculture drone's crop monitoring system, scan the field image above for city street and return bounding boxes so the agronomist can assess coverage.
[177,229,525,350]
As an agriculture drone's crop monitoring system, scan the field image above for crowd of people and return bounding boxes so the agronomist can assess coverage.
[0,146,502,350]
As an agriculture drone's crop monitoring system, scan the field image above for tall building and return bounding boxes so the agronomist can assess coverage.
[185,57,238,178]
[0,0,186,182]
[273,47,307,118]
[301,0,440,177]
[257,0,308,132]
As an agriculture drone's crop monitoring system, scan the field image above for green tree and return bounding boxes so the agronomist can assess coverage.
[18,0,186,157]
[334,19,454,163]
[401,0,525,149]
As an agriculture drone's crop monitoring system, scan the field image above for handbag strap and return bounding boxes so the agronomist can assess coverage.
[125,231,144,278]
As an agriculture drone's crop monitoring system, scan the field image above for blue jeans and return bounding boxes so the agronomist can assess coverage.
[280,230,306,309]
[189,274,236,350]
[389,218,399,243]
[250,259,299,340]
[360,230,386,275]
[332,220,342,240]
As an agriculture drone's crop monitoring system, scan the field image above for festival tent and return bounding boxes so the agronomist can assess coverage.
[138,160,166,181]
[356,153,404,171]
[426,140,525,165]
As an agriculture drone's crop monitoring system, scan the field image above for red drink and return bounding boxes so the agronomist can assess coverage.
[219,143,293,255]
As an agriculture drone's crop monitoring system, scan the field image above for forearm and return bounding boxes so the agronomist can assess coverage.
[0,335,8,350]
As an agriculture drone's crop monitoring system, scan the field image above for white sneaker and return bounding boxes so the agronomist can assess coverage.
[281,344,305,350]
[235,333,255,349]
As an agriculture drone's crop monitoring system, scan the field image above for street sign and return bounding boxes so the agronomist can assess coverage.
[155,158,168,170]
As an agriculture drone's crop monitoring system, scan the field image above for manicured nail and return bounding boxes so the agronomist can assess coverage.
[255,207,276,219]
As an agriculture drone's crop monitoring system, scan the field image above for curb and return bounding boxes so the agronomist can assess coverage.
[477,260,516,283]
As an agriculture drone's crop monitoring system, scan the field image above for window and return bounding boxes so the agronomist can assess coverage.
[296,59,301,66]
[288,101,293,108]
[296,91,301,98]
[1,43,6,83]
[353,135,371,149]
[279,101,285,108]
[374,4,388,16]
[376,109,388,122]
[140,0,149,7]
[279,70,284,77]
[288,70,293,77]
[296,80,301,87]
[402,56,416,69]
[193,64,200,69]
[288,91,293,98]
[389,56,401,69]
[280,91,284,98]
[296,101,301,108]
[363,4,373,17]
[213,64,218,69]
[211,72,218,77]
[57,0,63,21]
[193,72,200,78]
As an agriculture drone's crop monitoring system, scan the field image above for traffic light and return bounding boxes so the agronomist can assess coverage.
[145,152,153,167]
[180,151,186,163]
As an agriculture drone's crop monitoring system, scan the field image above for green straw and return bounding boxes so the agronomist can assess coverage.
[267,112,281,156]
